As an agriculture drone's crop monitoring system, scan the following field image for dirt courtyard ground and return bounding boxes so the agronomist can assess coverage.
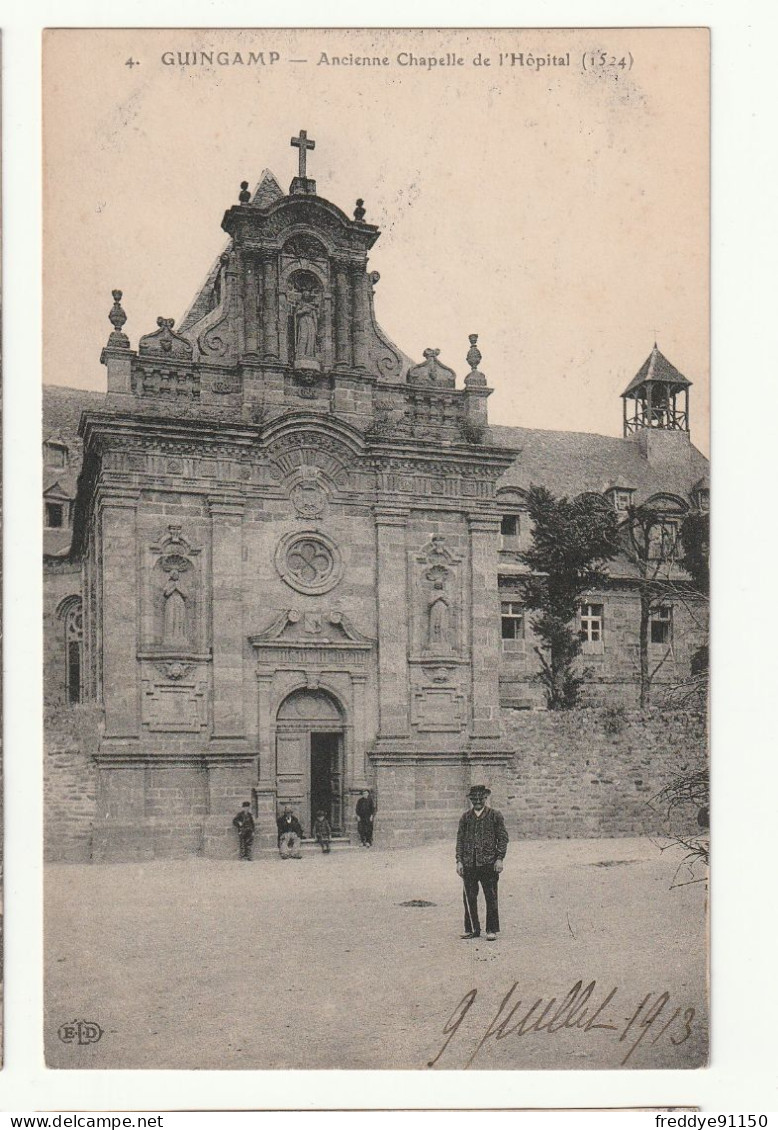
[45,837,708,1071]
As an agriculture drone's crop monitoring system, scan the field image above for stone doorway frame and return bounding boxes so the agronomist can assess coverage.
[275,688,345,835]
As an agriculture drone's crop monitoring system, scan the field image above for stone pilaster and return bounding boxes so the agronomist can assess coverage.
[351,267,368,370]
[374,507,410,737]
[102,348,135,398]
[100,489,140,738]
[261,254,279,360]
[256,671,275,786]
[202,759,257,859]
[243,254,260,356]
[209,499,245,737]
[225,249,245,357]
[351,672,369,786]
[468,514,502,741]
[334,262,352,369]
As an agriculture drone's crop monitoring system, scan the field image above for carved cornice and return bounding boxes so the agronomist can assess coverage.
[208,498,246,519]
[373,505,410,525]
[94,485,141,511]
[467,515,501,534]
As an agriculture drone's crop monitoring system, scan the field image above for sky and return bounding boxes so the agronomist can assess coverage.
[43,27,709,452]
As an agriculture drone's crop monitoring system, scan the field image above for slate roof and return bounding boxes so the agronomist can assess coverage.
[43,385,105,557]
[490,423,708,504]
[621,344,692,398]
[42,385,709,560]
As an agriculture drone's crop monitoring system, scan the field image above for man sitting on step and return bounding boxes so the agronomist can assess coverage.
[276,807,305,859]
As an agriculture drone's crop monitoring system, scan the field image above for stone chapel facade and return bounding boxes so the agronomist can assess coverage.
[43,134,709,861]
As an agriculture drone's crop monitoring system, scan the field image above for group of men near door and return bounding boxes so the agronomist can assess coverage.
[232,783,509,940]
[231,789,376,860]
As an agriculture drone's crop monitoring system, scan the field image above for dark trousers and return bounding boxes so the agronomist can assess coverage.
[462,865,500,934]
[239,834,253,860]
[358,818,373,845]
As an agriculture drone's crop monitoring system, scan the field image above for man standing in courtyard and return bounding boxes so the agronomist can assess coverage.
[276,806,304,859]
[232,801,255,861]
[455,785,509,941]
[356,788,375,846]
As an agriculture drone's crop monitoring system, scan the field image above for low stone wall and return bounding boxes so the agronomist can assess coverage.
[43,704,707,860]
[502,705,707,839]
[44,706,101,862]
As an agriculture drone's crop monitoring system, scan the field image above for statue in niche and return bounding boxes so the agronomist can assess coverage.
[293,289,320,370]
[427,596,451,652]
[163,570,188,646]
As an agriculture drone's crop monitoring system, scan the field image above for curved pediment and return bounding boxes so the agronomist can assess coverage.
[262,413,370,490]
[643,491,690,513]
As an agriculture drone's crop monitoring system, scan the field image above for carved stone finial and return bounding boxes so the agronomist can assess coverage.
[107,289,130,349]
[239,180,251,204]
[368,270,381,289]
[139,316,194,359]
[408,348,457,388]
[156,317,175,352]
[464,332,487,388]
[354,198,366,221]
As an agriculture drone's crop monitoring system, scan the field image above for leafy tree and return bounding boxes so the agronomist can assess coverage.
[621,505,673,708]
[520,486,621,709]
[621,505,709,707]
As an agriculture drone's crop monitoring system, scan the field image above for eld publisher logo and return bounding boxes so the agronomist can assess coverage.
[57,1019,104,1045]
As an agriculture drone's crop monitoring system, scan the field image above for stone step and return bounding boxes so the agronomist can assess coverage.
[257,835,366,857]
[299,836,359,853]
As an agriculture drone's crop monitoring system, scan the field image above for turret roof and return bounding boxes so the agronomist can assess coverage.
[621,343,692,398]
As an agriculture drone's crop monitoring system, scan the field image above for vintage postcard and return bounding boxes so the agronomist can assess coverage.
[42,27,709,1071]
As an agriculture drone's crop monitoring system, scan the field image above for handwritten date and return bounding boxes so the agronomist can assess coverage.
[428,979,696,1068]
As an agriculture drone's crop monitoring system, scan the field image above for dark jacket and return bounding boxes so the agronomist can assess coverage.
[456,806,509,868]
[313,816,332,839]
[276,814,304,841]
[233,810,255,837]
[356,795,375,821]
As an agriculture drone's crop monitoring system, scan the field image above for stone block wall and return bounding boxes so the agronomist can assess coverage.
[498,584,708,710]
[44,707,100,862]
[501,705,707,839]
[372,754,513,846]
[44,702,706,860]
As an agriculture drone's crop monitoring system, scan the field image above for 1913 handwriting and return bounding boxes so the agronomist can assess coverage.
[428,979,696,1069]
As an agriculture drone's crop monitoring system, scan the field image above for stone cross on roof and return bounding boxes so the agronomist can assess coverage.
[291,129,316,178]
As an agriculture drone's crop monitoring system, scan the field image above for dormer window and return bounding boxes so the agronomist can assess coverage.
[696,488,709,512]
[45,502,65,529]
[607,487,634,512]
[648,519,679,560]
[43,440,69,469]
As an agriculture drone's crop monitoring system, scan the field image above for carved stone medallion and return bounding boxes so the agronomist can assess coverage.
[274,530,343,596]
[290,477,328,519]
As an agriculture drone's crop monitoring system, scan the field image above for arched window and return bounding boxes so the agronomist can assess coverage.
[64,600,83,704]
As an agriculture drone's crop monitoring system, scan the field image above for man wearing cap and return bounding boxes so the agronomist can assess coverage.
[456,785,509,941]
[232,801,255,861]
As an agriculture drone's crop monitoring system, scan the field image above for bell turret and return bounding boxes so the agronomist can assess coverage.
[621,343,691,436]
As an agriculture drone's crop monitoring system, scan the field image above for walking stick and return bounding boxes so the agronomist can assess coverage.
[461,871,478,935]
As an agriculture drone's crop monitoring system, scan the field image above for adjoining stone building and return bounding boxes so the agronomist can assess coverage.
[43,134,709,861]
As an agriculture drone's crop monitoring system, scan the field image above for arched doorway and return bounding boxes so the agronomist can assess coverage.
[275,688,345,835]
